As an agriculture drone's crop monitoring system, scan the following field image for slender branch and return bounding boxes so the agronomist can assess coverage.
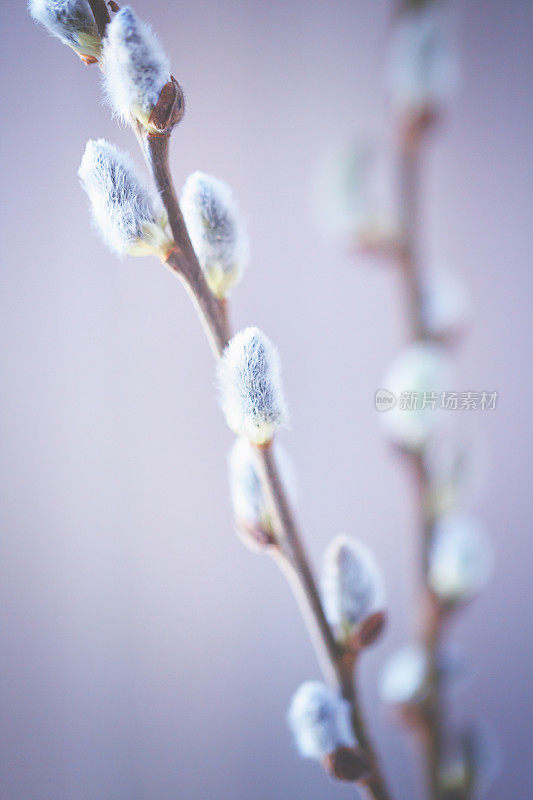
[397,122,430,343]
[339,661,395,800]
[396,114,445,800]
[146,134,231,357]
[140,129,393,800]
[420,596,444,800]
[413,451,445,799]
[254,443,341,688]
[254,434,393,800]
[256,444,393,800]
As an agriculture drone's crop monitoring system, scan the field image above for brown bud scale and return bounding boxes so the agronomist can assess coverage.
[357,611,387,648]
[148,78,185,136]
[323,746,371,782]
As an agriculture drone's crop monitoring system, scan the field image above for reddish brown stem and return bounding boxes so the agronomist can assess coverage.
[145,139,393,800]
[396,116,445,800]
[397,125,429,342]
[146,134,231,357]
[87,0,111,37]
[258,442,393,800]
[254,443,341,687]
[339,660,396,800]
[140,123,394,800]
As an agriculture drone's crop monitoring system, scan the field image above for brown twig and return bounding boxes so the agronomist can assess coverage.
[31,1,396,796]
[254,439,390,800]
[396,112,445,800]
[139,126,393,800]
[87,0,111,37]
[396,120,430,343]
[146,134,231,357]
[253,443,340,686]
[246,439,392,800]
[339,660,396,800]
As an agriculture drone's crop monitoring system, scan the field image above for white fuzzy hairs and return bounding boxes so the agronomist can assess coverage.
[380,342,454,451]
[228,437,266,527]
[388,5,458,113]
[428,513,493,603]
[181,171,249,299]
[228,436,296,532]
[379,644,428,707]
[78,139,171,258]
[218,327,288,445]
[102,7,170,128]
[322,534,385,644]
[287,681,355,760]
[28,0,102,58]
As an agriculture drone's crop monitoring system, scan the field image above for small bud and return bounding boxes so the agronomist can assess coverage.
[380,342,454,451]
[78,138,173,258]
[313,139,393,247]
[421,266,469,340]
[28,0,102,63]
[228,436,296,548]
[439,733,472,800]
[181,172,249,299]
[323,746,370,783]
[218,327,288,445]
[102,7,181,133]
[388,6,459,116]
[425,427,489,517]
[358,611,387,648]
[322,535,386,649]
[440,722,503,800]
[379,644,429,707]
[287,681,355,761]
[439,761,468,800]
[428,514,494,604]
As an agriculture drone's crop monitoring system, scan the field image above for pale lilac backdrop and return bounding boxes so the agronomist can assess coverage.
[0,1,531,798]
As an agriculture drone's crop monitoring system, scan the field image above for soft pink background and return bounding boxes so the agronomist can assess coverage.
[1,1,531,798]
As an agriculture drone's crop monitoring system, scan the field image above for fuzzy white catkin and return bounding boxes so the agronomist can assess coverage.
[388,6,458,113]
[287,681,355,760]
[228,437,296,531]
[28,0,101,59]
[379,644,428,706]
[428,513,493,603]
[440,721,502,800]
[102,7,170,129]
[78,139,171,257]
[181,172,249,299]
[322,535,385,643]
[380,342,453,451]
[314,140,376,240]
[218,327,288,445]
[421,266,469,339]
[424,427,489,517]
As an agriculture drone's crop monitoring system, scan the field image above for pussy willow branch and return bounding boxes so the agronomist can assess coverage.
[339,661,395,800]
[143,131,393,800]
[397,126,429,343]
[396,116,445,800]
[253,443,340,687]
[145,135,231,357]
[257,446,391,800]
